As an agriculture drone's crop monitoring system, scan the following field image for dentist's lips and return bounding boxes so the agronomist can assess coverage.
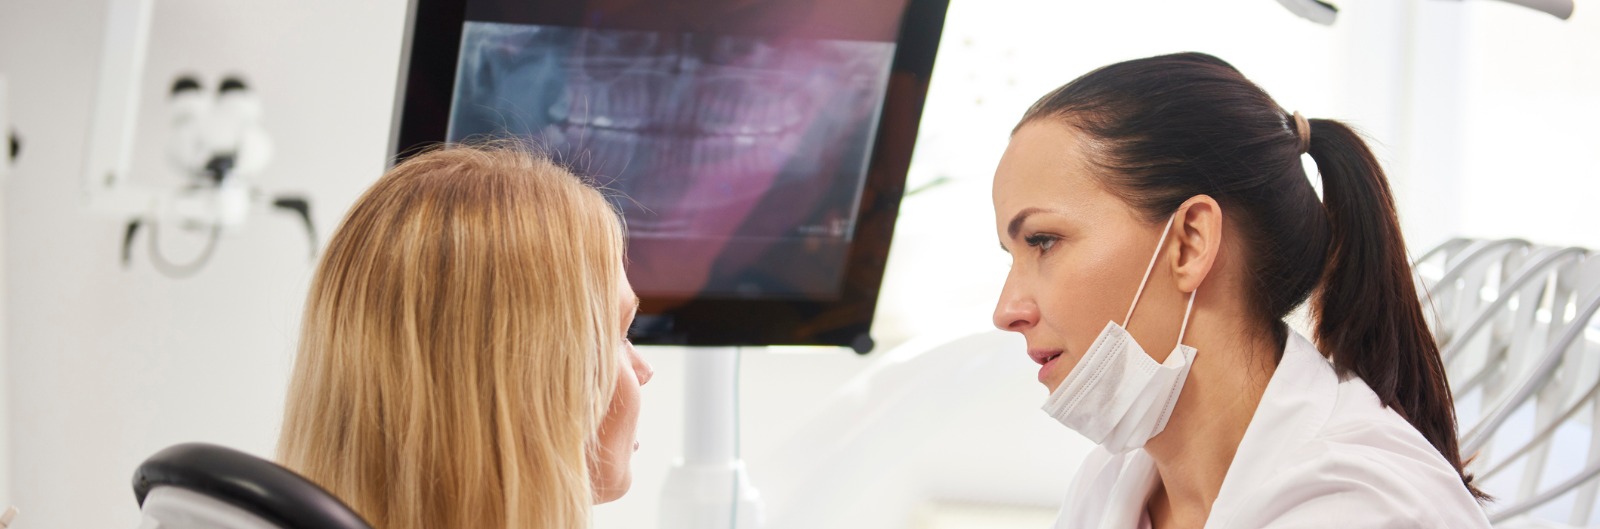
[1030,348,1064,385]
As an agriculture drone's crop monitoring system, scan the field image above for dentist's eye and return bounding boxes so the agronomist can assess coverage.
[1024,233,1059,254]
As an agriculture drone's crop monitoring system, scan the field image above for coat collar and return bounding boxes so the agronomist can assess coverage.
[1202,329,1339,528]
[1071,330,1337,529]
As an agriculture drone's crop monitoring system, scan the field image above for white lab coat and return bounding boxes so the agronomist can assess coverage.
[1053,330,1492,529]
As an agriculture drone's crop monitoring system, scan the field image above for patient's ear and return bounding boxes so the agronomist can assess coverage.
[1168,195,1221,294]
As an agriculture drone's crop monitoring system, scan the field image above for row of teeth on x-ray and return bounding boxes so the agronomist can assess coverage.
[461,26,896,236]
[548,71,813,137]
[568,34,793,69]
[546,124,798,207]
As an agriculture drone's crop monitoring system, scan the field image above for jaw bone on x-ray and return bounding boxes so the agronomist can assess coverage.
[448,23,896,300]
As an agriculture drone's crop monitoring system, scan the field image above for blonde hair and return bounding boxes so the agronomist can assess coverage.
[278,144,626,529]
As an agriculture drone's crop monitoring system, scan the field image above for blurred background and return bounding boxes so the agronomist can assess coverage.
[0,0,1596,528]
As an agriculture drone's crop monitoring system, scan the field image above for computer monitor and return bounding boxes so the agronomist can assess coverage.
[392,0,948,352]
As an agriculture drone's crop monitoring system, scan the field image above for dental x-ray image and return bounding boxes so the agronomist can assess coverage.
[448,22,897,300]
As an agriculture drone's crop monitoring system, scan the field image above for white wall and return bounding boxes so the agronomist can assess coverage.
[2,1,1596,529]
[0,73,10,511]
[0,1,405,527]
[1454,1,1600,249]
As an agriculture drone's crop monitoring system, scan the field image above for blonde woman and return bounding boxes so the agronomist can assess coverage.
[278,144,652,529]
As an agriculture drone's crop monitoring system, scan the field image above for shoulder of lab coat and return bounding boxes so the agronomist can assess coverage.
[1204,331,1492,529]
[1053,330,1491,529]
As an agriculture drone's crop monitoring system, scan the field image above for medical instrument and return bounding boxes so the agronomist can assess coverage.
[85,0,317,278]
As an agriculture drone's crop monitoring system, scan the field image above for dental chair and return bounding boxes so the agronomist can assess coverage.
[1415,237,1536,348]
[1417,238,1600,527]
[1472,275,1600,528]
[1435,244,1589,435]
[132,443,371,529]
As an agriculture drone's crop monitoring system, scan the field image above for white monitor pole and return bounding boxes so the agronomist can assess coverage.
[659,347,763,529]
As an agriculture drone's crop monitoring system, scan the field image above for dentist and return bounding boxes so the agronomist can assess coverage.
[991,53,1491,529]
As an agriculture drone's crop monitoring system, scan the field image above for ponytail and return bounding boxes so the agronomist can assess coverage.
[1305,119,1486,501]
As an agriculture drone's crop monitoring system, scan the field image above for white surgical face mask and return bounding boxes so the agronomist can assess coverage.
[1041,213,1199,453]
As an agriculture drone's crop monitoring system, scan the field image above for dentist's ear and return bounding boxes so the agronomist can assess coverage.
[1168,195,1222,294]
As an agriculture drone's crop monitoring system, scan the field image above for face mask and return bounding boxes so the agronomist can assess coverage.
[1041,213,1199,453]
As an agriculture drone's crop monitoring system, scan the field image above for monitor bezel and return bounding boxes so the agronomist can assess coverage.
[391,0,949,353]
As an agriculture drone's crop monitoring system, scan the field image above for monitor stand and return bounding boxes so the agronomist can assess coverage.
[659,347,764,529]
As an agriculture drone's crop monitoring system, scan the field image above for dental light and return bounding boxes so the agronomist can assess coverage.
[84,0,315,278]
[1276,0,1575,25]
[1276,0,1339,24]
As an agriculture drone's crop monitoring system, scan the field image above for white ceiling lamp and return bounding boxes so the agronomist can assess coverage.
[1276,0,1339,25]
[1276,0,1575,25]
[1497,0,1576,18]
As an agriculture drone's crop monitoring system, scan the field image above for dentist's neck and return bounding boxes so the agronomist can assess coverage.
[1141,309,1280,529]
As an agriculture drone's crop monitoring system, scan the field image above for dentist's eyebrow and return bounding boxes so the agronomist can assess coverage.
[1000,207,1052,254]
[1009,206,1070,240]
[1007,207,1049,240]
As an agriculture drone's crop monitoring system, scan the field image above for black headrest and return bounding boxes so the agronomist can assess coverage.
[133,443,373,529]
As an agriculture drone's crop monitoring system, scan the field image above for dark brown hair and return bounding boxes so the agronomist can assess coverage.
[1018,52,1483,500]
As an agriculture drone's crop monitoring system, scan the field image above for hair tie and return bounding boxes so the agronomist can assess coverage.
[1292,111,1311,154]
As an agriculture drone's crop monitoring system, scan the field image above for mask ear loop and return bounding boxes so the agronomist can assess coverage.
[1176,287,1197,347]
[1123,214,1179,328]
[1125,214,1202,349]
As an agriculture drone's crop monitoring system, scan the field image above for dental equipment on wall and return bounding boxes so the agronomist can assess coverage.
[84,0,316,278]
[1276,0,1575,25]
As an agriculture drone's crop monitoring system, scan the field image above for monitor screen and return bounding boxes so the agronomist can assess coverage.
[393,0,948,351]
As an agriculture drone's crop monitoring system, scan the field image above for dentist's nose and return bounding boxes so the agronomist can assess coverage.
[993,275,1039,333]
